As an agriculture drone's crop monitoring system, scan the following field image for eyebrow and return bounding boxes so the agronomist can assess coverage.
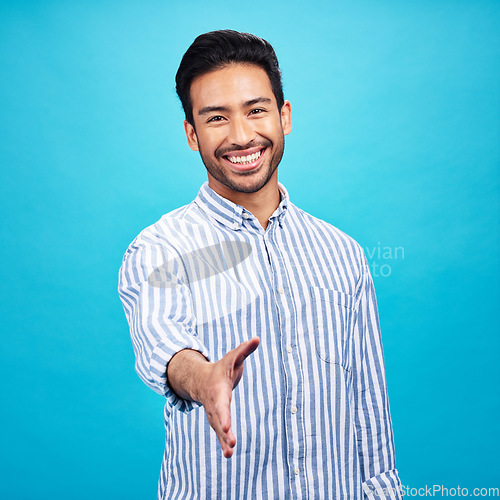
[197,97,272,116]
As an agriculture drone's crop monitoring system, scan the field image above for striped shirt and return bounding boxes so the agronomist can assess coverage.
[118,181,402,499]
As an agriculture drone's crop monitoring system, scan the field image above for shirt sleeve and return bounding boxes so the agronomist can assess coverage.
[117,230,211,413]
[352,253,402,499]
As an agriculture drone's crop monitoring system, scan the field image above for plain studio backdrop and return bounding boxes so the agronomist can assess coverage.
[1,1,498,498]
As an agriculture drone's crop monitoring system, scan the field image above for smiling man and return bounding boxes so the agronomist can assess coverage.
[118,30,402,499]
[184,61,291,229]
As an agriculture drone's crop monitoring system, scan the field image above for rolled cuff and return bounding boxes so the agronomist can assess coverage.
[363,470,402,499]
[149,337,211,413]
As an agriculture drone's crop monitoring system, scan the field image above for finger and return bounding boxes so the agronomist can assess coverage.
[204,393,229,436]
[216,401,231,433]
[218,397,236,449]
[233,337,260,367]
[226,427,236,448]
[216,433,234,458]
[219,424,236,456]
[207,383,232,442]
[206,404,234,457]
[214,390,235,445]
[213,406,236,458]
[202,379,237,457]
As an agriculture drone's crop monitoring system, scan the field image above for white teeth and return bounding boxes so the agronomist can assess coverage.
[227,150,262,164]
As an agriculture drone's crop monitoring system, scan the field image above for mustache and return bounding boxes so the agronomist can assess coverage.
[216,140,272,158]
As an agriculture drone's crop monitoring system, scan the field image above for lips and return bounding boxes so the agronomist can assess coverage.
[222,147,267,172]
[226,149,263,165]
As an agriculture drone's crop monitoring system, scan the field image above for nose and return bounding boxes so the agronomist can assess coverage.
[227,115,255,147]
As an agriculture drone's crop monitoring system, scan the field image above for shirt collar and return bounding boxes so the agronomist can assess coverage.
[194,181,290,230]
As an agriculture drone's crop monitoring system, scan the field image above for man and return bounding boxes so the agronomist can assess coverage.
[118,30,402,499]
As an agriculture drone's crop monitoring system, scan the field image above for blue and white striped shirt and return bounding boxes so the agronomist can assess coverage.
[118,181,402,499]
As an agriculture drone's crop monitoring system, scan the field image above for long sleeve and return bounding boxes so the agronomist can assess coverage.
[352,255,402,499]
[117,231,211,413]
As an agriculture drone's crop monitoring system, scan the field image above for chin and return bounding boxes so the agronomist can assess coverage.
[203,151,279,195]
[225,168,275,193]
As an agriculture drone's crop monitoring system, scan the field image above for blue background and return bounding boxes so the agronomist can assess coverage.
[1,1,499,498]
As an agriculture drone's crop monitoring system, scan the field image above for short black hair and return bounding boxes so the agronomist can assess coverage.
[176,30,284,125]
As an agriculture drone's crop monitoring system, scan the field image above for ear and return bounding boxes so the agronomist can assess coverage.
[184,120,199,151]
[280,100,292,136]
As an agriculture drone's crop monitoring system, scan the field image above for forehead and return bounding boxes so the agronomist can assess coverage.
[189,63,276,111]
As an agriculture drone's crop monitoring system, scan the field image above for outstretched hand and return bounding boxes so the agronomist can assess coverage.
[198,337,260,458]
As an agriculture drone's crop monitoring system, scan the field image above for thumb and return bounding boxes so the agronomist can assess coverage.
[232,337,260,368]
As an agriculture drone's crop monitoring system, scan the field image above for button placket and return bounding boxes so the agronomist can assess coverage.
[263,221,305,495]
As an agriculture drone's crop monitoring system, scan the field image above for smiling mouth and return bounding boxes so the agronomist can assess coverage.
[224,148,265,165]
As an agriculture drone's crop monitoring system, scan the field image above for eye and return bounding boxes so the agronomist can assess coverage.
[249,108,266,115]
[207,115,225,123]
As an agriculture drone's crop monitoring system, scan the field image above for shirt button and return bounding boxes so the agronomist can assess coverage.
[278,286,285,294]
[286,345,293,353]
[294,466,300,475]
[291,406,298,414]
[242,212,249,219]
[232,221,239,230]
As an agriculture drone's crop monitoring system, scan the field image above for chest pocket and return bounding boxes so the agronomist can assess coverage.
[307,285,357,371]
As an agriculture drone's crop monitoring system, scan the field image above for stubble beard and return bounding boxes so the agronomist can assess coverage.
[198,136,285,194]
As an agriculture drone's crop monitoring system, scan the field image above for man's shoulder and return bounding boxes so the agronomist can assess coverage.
[150,202,197,237]
[289,202,365,264]
[121,200,203,259]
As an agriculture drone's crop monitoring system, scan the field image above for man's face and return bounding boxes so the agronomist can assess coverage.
[184,63,292,195]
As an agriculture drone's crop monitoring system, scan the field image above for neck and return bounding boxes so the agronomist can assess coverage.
[207,171,281,230]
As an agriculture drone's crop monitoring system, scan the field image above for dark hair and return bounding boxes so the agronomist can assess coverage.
[176,30,284,125]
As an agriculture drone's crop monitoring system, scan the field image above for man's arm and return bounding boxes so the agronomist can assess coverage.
[353,255,402,499]
[118,232,260,456]
[167,337,260,458]
[118,234,212,412]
